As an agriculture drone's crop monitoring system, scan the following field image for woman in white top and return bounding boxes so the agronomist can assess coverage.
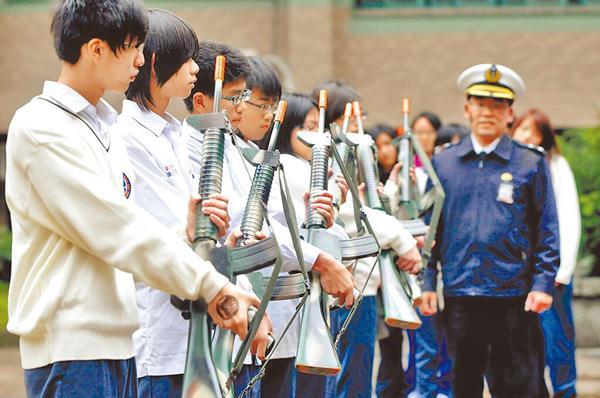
[512,108,581,398]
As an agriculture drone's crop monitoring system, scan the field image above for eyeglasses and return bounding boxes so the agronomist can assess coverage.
[246,100,278,114]
[221,89,251,106]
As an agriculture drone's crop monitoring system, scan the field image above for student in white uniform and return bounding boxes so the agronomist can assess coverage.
[273,92,421,398]
[114,10,272,397]
[6,2,265,397]
[182,42,356,397]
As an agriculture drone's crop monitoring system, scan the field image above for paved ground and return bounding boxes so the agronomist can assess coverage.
[1,345,599,397]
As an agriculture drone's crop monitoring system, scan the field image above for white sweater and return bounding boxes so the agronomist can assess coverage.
[5,92,228,369]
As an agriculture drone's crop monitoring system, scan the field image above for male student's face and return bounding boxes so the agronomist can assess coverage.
[100,37,145,93]
[239,88,276,142]
[218,80,247,129]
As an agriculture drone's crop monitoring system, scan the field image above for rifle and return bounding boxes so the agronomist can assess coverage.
[295,90,379,375]
[393,98,445,270]
[347,101,421,330]
[176,56,280,398]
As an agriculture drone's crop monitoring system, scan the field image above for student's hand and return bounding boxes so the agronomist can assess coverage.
[223,230,268,248]
[304,191,335,229]
[396,245,422,275]
[415,236,426,249]
[524,291,553,313]
[357,183,366,205]
[388,162,417,186]
[335,174,349,205]
[250,310,273,361]
[208,283,273,343]
[187,194,230,241]
[419,291,438,316]
[312,252,356,308]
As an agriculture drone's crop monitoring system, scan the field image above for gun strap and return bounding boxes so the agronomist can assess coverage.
[226,138,310,396]
[330,140,364,237]
[329,139,386,347]
[236,164,311,398]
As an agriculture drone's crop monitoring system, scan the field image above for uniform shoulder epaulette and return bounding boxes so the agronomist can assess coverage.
[433,142,453,155]
[514,141,545,156]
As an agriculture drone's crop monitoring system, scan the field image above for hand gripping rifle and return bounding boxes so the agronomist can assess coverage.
[296,90,379,375]
[393,98,445,270]
[347,101,421,329]
[175,56,279,398]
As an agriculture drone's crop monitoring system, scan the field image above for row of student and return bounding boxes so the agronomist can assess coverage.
[6,2,424,397]
[367,101,580,396]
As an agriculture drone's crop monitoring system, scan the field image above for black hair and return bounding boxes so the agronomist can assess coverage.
[267,93,317,155]
[184,41,250,112]
[435,123,470,147]
[246,56,282,101]
[368,123,395,142]
[411,111,442,132]
[311,80,360,126]
[125,9,199,111]
[51,0,148,64]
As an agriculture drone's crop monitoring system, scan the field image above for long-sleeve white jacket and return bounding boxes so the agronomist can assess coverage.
[549,154,581,284]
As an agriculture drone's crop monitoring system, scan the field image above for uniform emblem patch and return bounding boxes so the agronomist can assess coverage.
[123,173,131,199]
[165,164,177,177]
[497,173,514,204]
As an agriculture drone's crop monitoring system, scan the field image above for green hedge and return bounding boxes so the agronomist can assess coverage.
[558,126,600,275]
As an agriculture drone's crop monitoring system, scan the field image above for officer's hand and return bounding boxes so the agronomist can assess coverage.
[524,291,553,313]
[396,245,422,275]
[304,191,335,229]
[208,283,271,340]
[187,193,230,241]
[313,252,356,308]
[419,291,438,316]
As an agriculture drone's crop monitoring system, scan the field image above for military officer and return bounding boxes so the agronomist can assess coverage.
[419,64,560,397]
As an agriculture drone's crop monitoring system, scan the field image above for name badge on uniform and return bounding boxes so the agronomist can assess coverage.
[497,172,514,204]
[164,164,178,177]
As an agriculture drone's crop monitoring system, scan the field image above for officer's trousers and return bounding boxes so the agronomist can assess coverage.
[443,296,548,398]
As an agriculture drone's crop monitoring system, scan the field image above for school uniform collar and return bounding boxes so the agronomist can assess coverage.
[457,134,512,162]
[121,99,181,138]
[42,81,117,125]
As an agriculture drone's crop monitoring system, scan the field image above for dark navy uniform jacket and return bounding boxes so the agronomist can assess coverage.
[423,134,560,297]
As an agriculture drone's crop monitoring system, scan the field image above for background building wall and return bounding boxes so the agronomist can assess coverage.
[1,0,599,131]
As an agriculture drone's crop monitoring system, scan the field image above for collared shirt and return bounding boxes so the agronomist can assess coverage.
[43,81,116,148]
[423,134,560,297]
[471,134,501,155]
[114,100,193,377]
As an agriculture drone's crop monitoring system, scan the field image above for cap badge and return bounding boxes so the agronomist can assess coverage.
[485,65,502,83]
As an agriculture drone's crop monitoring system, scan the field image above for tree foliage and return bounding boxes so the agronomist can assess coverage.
[558,126,600,275]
